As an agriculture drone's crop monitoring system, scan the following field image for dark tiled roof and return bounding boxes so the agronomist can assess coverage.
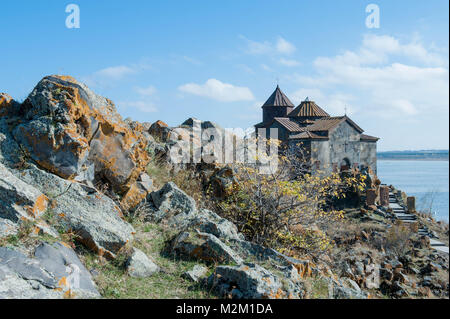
[360,134,379,141]
[262,85,294,107]
[288,100,329,118]
[289,131,328,140]
[304,116,364,133]
[273,117,305,132]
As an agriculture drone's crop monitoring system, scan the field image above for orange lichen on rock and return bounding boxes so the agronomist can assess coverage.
[0,93,13,116]
[32,194,49,217]
[23,194,49,218]
[120,182,148,212]
[12,75,150,193]
[293,261,314,279]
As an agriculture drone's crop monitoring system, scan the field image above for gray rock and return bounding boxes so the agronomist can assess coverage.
[0,243,100,299]
[172,230,243,265]
[138,173,154,192]
[207,263,284,299]
[342,278,361,292]
[188,209,244,241]
[0,264,62,299]
[13,164,134,258]
[0,218,18,237]
[327,277,367,299]
[183,264,208,282]
[148,182,198,227]
[34,242,100,297]
[0,118,21,166]
[126,248,160,278]
[0,162,48,223]
[10,75,149,193]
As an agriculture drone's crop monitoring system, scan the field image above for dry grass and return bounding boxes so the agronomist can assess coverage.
[78,221,216,299]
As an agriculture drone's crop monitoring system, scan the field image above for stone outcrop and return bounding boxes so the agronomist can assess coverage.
[0,243,100,299]
[207,263,289,299]
[146,182,198,228]
[14,164,135,259]
[187,209,244,242]
[9,75,149,194]
[171,230,243,264]
[0,162,49,223]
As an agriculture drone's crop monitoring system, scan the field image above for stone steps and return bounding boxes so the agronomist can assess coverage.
[388,191,448,254]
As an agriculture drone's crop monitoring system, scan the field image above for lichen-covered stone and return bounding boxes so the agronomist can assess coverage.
[0,218,18,238]
[0,162,49,222]
[13,164,134,258]
[11,75,149,193]
[207,263,285,299]
[147,182,198,227]
[188,209,244,241]
[149,120,170,142]
[171,231,243,265]
[0,243,100,299]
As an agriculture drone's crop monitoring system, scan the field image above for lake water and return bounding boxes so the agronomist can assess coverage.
[377,160,449,222]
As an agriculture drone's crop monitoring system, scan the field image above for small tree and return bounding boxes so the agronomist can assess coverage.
[216,139,367,259]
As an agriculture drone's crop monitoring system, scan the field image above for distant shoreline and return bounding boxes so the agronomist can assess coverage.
[378,158,449,161]
[377,150,448,161]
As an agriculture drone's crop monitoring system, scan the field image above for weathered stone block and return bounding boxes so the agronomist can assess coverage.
[407,196,415,213]
[379,186,390,207]
[366,189,376,206]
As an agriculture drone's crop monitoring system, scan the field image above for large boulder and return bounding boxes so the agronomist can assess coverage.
[13,164,135,258]
[207,263,290,299]
[146,182,198,227]
[171,230,243,265]
[10,75,149,193]
[0,243,100,299]
[187,209,244,242]
[148,120,171,142]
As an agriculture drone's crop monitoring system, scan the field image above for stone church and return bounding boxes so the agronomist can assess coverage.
[254,86,379,174]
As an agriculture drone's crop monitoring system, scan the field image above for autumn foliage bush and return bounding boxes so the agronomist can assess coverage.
[215,140,368,259]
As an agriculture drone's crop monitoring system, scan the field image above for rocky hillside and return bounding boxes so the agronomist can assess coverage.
[0,75,448,299]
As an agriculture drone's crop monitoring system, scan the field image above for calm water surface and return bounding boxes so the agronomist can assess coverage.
[377,160,449,222]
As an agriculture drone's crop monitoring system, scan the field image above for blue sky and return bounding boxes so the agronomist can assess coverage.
[1,0,448,151]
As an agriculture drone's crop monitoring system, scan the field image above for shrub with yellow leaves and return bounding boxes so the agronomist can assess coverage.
[216,139,367,259]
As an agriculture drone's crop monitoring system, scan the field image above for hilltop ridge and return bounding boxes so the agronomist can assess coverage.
[1,76,448,299]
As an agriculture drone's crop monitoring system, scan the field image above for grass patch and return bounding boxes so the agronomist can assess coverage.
[78,221,216,299]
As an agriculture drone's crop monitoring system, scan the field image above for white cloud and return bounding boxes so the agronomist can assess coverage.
[278,58,301,67]
[276,37,296,55]
[178,79,254,102]
[295,34,449,118]
[240,35,296,56]
[94,65,137,80]
[290,88,356,115]
[120,84,158,113]
[83,63,151,88]
[119,100,158,113]
[261,64,273,71]
[135,85,157,96]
